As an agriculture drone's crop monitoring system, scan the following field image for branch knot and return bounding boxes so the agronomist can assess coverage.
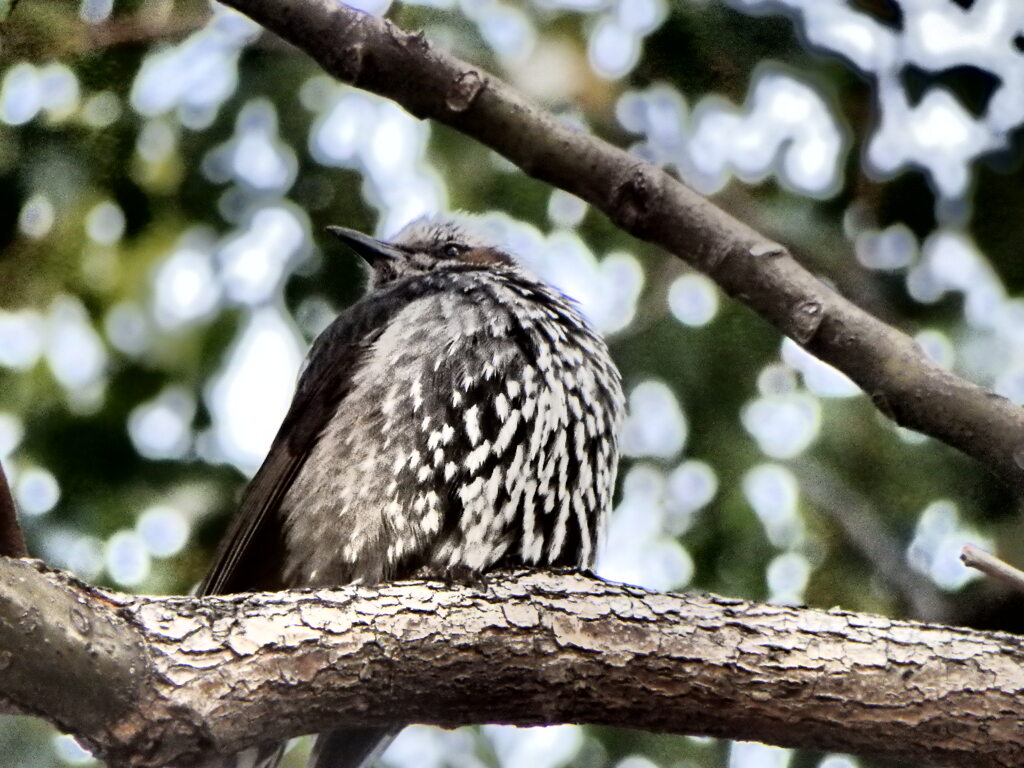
[446,70,485,113]
[610,164,661,235]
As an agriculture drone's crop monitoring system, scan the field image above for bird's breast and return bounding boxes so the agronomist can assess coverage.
[279,280,623,588]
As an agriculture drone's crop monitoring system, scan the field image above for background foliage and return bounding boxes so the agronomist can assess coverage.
[1,0,1023,766]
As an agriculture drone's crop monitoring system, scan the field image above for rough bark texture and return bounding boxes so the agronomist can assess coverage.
[1,558,1023,768]
[214,0,1024,493]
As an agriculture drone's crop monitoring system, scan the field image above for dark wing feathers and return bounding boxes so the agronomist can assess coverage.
[310,728,399,768]
[198,276,449,597]
[197,342,365,596]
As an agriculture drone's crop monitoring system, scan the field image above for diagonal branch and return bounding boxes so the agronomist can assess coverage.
[1,559,1023,768]
[797,459,952,622]
[216,0,1024,492]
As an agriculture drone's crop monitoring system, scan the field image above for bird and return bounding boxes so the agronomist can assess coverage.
[198,216,624,768]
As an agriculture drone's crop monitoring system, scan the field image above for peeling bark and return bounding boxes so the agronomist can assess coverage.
[216,0,1024,493]
[0,559,1022,767]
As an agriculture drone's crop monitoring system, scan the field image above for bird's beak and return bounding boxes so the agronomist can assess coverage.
[326,226,404,266]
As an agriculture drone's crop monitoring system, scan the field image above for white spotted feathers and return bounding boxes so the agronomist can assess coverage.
[278,219,624,586]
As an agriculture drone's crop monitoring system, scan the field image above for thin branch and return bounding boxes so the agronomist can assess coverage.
[961,544,1024,594]
[0,461,27,558]
[1,559,1023,768]
[84,14,207,50]
[798,459,951,622]
[215,0,1024,493]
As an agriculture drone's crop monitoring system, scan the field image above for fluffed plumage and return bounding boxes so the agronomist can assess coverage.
[200,217,624,768]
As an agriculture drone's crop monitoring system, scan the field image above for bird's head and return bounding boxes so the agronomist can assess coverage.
[327,218,517,287]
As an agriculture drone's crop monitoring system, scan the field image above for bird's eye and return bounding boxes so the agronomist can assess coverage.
[442,242,465,259]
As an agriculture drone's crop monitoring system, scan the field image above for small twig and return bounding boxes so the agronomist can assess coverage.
[0,461,27,558]
[961,544,1024,595]
[86,14,208,50]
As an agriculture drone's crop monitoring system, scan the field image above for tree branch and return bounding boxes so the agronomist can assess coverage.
[797,459,952,622]
[961,544,1024,594]
[1,558,1023,768]
[0,461,27,558]
[214,0,1024,493]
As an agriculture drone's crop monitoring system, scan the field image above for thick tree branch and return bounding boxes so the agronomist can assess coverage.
[1,558,1023,768]
[215,0,1024,493]
[0,560,144,732]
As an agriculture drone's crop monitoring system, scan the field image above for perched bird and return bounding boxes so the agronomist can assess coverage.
[200,217,624,768]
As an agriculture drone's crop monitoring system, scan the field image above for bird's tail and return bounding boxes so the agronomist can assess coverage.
[309,727,399,768]
[193,742,286,768]
[195,729,395,768]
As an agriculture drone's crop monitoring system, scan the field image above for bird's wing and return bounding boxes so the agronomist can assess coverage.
[197,335,371,596]
[197,283,424,596]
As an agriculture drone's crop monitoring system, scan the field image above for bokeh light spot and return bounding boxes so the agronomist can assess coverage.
[668,272,719,327]
[137,505,191,558]
[620,380,687,459]
[743,464,804,549]
[104,530,152,587]
[15,466,60,516]
[128,386,196,460]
